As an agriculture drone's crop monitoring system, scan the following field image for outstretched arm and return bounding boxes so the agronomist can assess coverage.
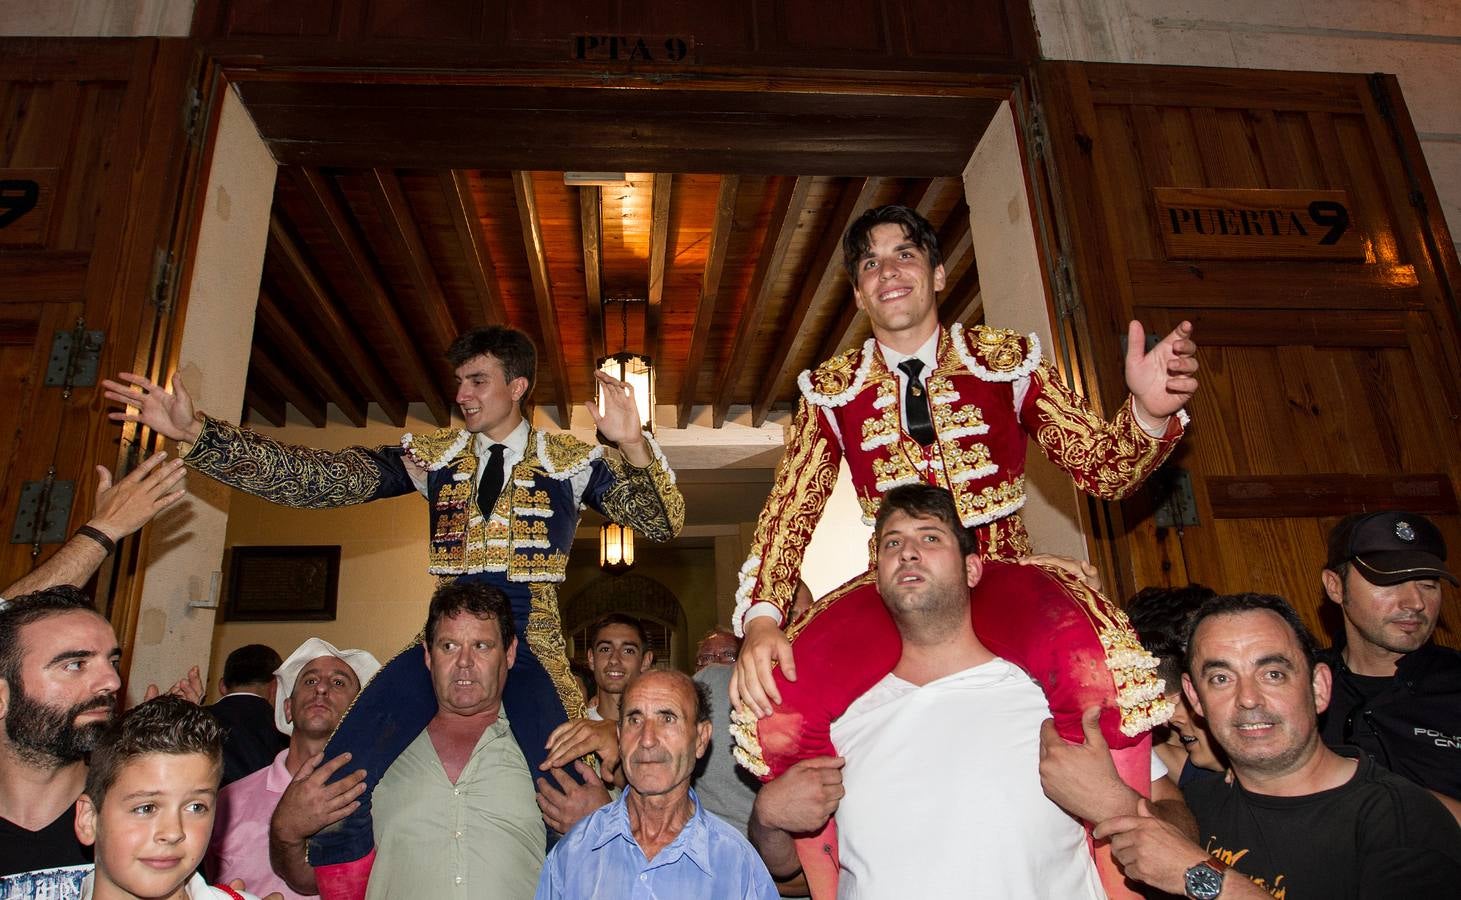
[2,453,187,599]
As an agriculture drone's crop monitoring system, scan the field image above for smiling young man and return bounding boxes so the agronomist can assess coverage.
[1095,593,1461,899]
[583,614,653,724]
[729,204,1189,893]
[1315,511,1461,822]
[104,326,683,896]
[0,587,122,891]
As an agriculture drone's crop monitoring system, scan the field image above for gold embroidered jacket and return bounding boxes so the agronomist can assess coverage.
[734,324,1185,629]
[183,416,684,582]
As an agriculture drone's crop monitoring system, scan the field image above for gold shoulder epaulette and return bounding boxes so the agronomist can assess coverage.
[952,323,1041,383]
[401,428,472,471]
[535,431,603,479]
[797,340,874,408]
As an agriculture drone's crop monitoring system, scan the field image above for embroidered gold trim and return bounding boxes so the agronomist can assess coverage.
[527,582,587,720]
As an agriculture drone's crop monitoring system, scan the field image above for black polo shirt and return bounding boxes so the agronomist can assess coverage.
[1317,643,1461,800]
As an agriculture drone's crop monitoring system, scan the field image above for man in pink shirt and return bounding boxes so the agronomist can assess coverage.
[208,640,380,900]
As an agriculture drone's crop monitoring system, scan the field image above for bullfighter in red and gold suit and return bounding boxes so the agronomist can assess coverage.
[729,205,1200,898]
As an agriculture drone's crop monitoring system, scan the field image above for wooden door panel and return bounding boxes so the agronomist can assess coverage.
[1037,62,1461,648]
[0,39,194,600]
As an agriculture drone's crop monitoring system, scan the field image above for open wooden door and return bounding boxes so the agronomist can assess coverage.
[1034,62,1461,647]
[0,39,198,636]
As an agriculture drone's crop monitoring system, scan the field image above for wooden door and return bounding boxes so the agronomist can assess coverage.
[0,39,197,625]
[1035,62,1461,648]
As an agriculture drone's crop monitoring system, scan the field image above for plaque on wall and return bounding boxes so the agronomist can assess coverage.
[225,546,340,622]
[1153,187,1366,261]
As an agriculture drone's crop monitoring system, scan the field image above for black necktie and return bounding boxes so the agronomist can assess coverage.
[477,443,507,518]
[898,358,936,447]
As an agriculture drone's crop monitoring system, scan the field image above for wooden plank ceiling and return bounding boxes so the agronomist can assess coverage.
[248,168,983,430]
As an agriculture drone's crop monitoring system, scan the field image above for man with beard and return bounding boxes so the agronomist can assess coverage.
[1316,511,1461,822]
[1096,593,1461,899]
[0,585,122,885]
[749,484,1106,898]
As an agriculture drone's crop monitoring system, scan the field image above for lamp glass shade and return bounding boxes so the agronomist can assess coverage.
[596,351,654,432]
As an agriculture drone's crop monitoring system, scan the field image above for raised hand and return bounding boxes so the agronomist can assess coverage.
[102,372,202,444]
[730,617,797,719]
[1124,320,1199,424]
[89,452,187,542]
[585,370,647,454]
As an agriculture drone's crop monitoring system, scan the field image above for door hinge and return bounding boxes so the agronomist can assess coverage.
[10,471,76,556]
[1151,467,1200,530]
[150,248,177,314]
[44,318,103,396]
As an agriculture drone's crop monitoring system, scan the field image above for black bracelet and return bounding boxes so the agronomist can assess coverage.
[75,525,116,556]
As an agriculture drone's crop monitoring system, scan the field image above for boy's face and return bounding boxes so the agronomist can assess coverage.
[75,751,219,900]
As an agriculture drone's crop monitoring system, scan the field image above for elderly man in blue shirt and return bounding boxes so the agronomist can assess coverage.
[536,669,777,899]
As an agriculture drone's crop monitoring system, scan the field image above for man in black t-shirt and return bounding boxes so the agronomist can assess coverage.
[0,587,120,883]
[1092,593,1461,899]
[1316,510,1461,822]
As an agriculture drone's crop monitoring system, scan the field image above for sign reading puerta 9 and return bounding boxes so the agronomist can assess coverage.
[1153,187,1366,261]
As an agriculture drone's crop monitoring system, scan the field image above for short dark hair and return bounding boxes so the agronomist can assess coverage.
[446,327,537,401]
[874,484,976,557]
[1125,584,1217,664]
[221,644,282,690]
[842,204,943,284]
[620,670,710,725]
[425,581,515,648]
[588,613,648,649]
[83,695,223,809]
[1184,593,1319,677]
[0,585,103,685]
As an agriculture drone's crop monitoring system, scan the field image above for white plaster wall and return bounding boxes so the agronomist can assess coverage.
[0,0,193,36]
[1033,0,1461,259]
[964,100,1090,563]
[128,90,275,702]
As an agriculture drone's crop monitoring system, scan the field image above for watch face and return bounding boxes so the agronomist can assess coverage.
[1185,862,1225,900]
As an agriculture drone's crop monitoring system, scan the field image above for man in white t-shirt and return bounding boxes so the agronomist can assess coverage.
[748,483,1105,898]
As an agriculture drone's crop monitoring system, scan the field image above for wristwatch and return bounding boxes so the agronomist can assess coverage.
[1184,857,1228,900]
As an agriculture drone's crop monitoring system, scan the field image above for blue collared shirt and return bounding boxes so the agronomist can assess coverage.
[535,788,778,900]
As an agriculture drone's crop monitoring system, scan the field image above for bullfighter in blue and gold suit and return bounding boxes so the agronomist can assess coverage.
[104,327,683,899]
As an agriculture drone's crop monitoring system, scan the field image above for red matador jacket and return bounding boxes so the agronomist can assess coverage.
[731,324,1187,775]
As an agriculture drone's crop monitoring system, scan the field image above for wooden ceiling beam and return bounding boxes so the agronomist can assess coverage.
[712,175,813,428]
[251,343,327,428]
[817,301,864,362]
[579,185,605,361]
[441,169,510,328]
[907,177,950,219]
[256,287,368,426]
[752,176,883,426]
[244,384,286,428]
[511,170,573,423]
[294,167,451,427]
[678,175,739,429]
[939,263,983,328]
[368,167,460,356]
[937,203,973,277]
[266,213,409,426]
[646,173,672,366]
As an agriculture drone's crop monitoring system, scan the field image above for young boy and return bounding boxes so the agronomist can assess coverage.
[73,696,266,900]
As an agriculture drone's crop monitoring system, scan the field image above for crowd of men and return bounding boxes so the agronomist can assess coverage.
[0,203,1458,899]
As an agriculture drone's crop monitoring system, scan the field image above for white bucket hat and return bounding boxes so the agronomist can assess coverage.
[273,638,382,735]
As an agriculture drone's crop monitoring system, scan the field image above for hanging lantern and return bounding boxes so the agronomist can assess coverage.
[596,350,655,431]
[600,521,635,571]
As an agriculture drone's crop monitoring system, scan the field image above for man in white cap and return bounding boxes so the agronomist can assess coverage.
[208,639,380,900]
